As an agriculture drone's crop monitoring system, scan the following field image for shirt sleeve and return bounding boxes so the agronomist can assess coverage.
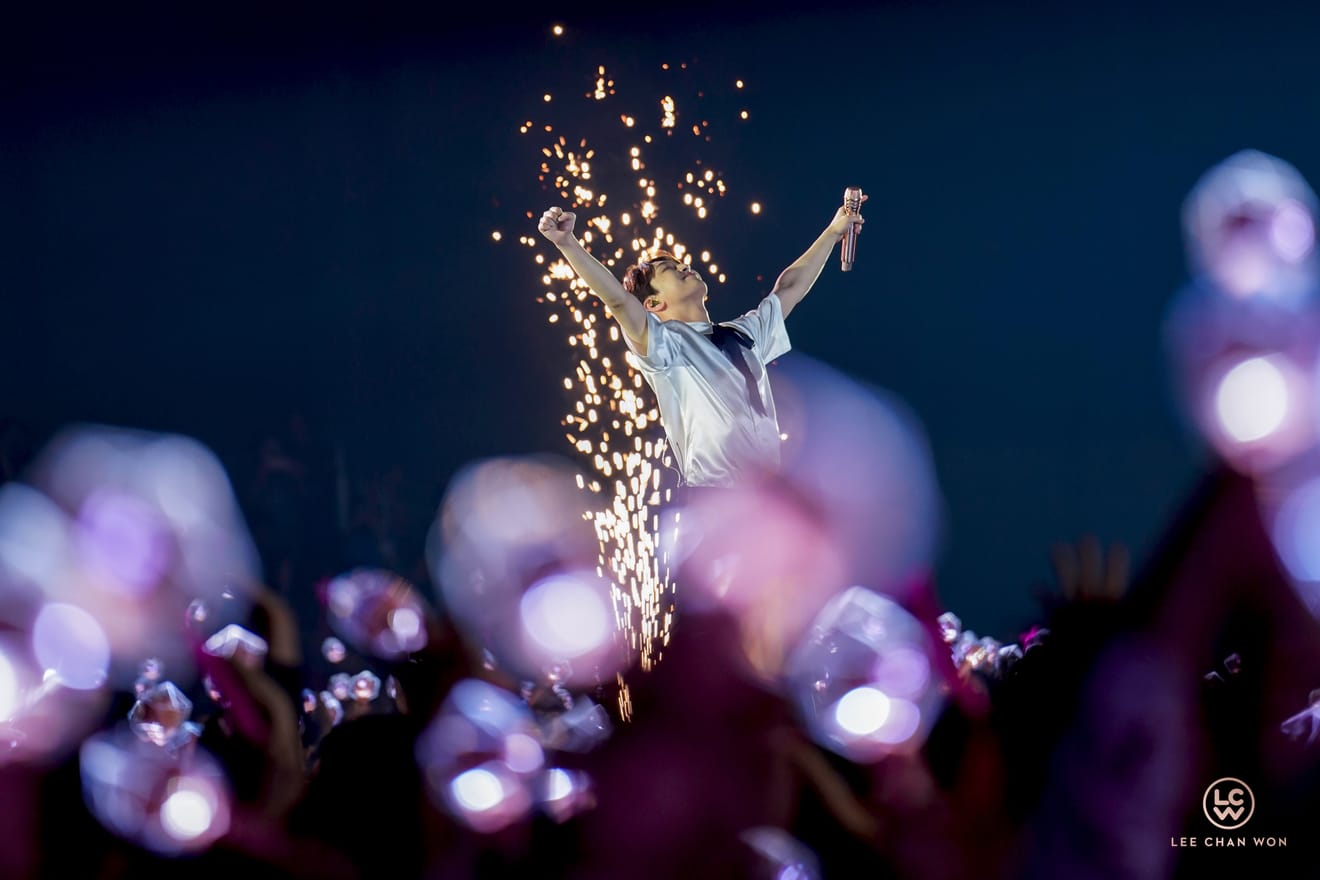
[724,294,791,364]
[622,312,674,373]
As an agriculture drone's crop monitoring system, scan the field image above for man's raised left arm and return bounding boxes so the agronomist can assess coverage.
[771,195,868,319]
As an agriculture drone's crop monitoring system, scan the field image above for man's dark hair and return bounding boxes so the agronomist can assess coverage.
[622,250,683,304]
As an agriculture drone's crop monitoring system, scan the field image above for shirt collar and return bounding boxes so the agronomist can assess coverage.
[683,320,715,334]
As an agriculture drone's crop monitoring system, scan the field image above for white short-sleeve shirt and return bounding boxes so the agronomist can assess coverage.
[623,294,791,488]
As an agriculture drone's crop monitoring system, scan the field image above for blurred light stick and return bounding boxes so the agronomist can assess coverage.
[841,186,864,272]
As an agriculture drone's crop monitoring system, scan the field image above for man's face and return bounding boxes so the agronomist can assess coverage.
[645,258,708,310]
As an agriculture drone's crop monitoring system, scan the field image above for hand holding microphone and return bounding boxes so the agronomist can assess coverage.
[839,186,866,272]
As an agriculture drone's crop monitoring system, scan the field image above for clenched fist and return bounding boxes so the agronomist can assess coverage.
[538,206,576,246]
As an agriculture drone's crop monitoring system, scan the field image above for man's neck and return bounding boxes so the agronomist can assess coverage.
[663,304,711,324]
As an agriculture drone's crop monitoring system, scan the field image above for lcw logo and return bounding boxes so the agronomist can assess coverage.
[1202,778,1255,830]
[1211,791,1245,822]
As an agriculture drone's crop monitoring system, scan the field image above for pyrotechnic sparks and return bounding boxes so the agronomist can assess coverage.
[505,57,759,677]
[592,66,615,101]
[661,96,677,130]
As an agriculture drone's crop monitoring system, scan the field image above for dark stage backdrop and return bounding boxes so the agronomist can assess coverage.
[7,0,1317,638]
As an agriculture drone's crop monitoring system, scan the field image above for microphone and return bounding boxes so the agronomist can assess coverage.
[841,186,864,272]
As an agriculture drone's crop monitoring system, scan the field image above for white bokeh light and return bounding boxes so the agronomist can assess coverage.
[324,569,429,659]
[80,729,230,854]
[1215,356,1290,442]
[451,767,506,813]
[1271,199,1315,263]
[544,767,574,802]
[433,456,617,678]
[388,606,422,641]
[1271,477,1320,582]
[519,573,611,658]
[418,680,542,832]
[32,602,110,691]
[741,826,822,880]
[160,784,215,842]
[787,587,944,762]
[503,733,545,774]
[834,686,891,737]
[321,636,346,664]
[0,483,70,593]
[0,649,18,720]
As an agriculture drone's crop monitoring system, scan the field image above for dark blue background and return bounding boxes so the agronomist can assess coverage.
[8,0,1314,637]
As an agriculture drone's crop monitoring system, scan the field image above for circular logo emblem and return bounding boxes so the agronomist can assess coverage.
[1203,777,1255,830]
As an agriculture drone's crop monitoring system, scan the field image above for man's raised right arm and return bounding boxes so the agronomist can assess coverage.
[537,206,650,352]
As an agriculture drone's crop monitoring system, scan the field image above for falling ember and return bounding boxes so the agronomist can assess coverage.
[616,672,633,723]
[751,202,762,214]
[594,69,608,101]
[660,96,677,129]
[491,231,502,241]
[552,24,564,36]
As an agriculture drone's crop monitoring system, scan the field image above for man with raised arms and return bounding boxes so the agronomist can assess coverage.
[537,197,865,489]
